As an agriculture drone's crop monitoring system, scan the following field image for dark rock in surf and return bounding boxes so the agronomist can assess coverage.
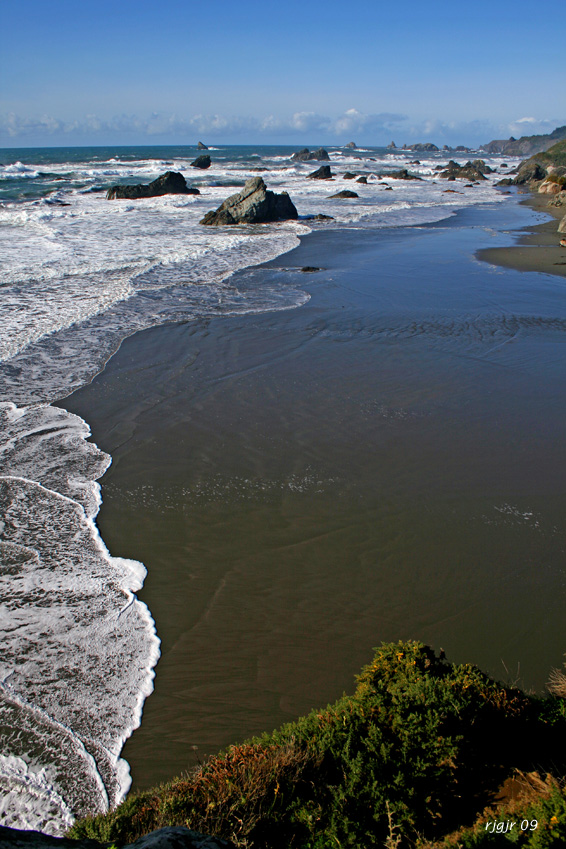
[409,142,439,151]
[307,165,333,179]
[291,147,330,162]
[439,160,487,181]
[381,168,422,181]
[356,176,368,184]
[345,141,357,149]
[328,190,358,198]
[200,176,298,225]
[343,172,357,179]
[197,141,208,149]
[106,171,199,199]
[190,155,211,169]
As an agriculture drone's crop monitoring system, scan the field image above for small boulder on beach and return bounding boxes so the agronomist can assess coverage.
[200,176,298,225]
[106,171,199,200]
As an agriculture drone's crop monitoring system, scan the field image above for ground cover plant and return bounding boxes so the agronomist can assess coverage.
[68,642,566,848]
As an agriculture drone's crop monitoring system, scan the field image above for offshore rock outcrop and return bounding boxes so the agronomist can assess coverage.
[380,168,422,181]
[106,171,199,199]
[290,148,330,162]
[190,155,211,169]
[307,165,333,180]
[197,141,208,149]
[200,177,298,225]
[438,160,487,181]
[328,190,359,198]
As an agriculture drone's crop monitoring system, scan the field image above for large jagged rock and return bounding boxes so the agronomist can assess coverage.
[307,165,333,180]
[439,161,487,181]
[290,148,330,161]
[197,141,208,149]
[200,176,298,225]
[106,171,199,199]
[0,826,234,849]
[190,155,211,169]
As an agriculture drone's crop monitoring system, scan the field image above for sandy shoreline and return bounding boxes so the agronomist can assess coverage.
[477,189,566,278]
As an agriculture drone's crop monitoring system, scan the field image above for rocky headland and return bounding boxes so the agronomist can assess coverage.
[481,124,566,156]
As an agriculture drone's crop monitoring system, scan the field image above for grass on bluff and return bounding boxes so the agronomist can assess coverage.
[532,140,566,168]
[68,642,566,848]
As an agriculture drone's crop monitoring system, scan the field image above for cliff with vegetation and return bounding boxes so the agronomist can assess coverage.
[66,642,566,849]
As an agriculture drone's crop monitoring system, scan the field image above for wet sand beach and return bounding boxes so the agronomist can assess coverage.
[62,197,566,791]
[478,191,566,277]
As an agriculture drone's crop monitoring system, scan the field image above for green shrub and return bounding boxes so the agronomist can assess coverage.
[68,642,566,848]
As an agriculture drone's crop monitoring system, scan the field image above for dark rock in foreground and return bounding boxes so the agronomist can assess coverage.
[124,827,235,849]
[200,176,298,225]
[197,141,208,149]
[0,826,233,849]
[106,171,199,200]
[328,190,359,198]
[291,147,330,162]
[307,165,333,180]
[190,155,211,169]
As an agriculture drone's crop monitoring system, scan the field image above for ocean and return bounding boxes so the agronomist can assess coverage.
[0,143,550,833]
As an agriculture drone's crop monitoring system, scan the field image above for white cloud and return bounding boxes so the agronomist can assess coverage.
[1,110,563,147]
[0,109,408,143]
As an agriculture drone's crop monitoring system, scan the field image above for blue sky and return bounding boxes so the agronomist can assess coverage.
[1,0,564,147]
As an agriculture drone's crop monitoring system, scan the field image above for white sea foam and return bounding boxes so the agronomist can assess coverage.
[0,402,160,832]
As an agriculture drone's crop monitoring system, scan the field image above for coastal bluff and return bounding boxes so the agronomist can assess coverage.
[200,177,297,225]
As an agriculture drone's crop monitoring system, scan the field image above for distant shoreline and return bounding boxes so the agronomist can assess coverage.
[477,190,565,279]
